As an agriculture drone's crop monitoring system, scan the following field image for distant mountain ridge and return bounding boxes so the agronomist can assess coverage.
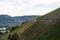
[0,15,20,25]
[0,15,38,25]
[14,15,38,22]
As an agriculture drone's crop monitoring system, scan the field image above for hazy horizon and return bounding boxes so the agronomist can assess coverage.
[0,0,60,16]
[0,14,41,17]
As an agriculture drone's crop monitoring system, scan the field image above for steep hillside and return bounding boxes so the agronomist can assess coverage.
[10,20,37,35]
[38,8,60,20]
[9,8,60,40]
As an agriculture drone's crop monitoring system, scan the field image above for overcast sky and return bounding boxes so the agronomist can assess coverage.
[0,0,60,16]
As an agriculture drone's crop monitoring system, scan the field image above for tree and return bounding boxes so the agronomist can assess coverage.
[0,31,2,35]
[10,25,19,32]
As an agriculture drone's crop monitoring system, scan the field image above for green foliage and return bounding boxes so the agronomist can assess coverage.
[10,25,19,32]
[0,31,2,35]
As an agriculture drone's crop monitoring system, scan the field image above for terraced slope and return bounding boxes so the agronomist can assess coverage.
[9,8,60,40]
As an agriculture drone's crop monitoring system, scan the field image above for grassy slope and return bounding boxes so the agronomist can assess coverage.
[8,20,37,36]
[10,8,60,40]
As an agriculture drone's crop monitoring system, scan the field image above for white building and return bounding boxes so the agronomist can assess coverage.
[0,28,7,34]
[0,28,6,30]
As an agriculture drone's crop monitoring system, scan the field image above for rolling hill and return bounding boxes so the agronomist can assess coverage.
[0,15,20,25]
[9,8,60,40]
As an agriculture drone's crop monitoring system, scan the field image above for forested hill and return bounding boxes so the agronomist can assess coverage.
[0,15,38,25]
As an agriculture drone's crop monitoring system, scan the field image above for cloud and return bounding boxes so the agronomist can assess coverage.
[17,2,60,15]
[0,0,60,16]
